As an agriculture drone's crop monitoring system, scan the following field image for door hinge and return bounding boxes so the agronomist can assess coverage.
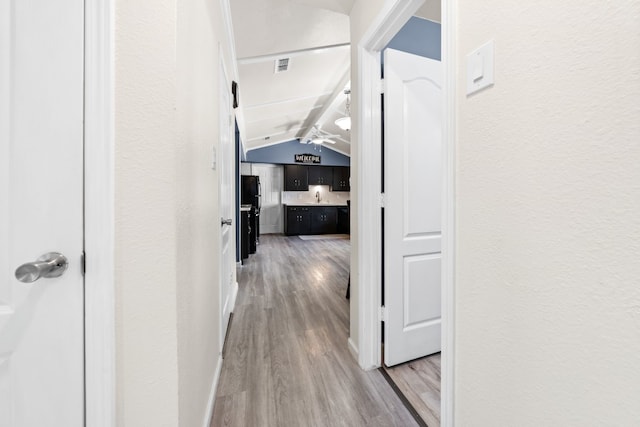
[380,193,385,208]
[81,251,86,276]
[380,78,385,94]
[379,306,388,321]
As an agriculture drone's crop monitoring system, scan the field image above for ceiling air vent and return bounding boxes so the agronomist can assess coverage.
[274,57,290,73]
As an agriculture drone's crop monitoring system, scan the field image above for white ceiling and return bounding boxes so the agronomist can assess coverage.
[230,0,355,155]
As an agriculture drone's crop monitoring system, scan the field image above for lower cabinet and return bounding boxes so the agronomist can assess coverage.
[337,206,350,234]
[310,206,337,234]
[241,210,250,262]
[285,205,340,235]
[285,206,311,235]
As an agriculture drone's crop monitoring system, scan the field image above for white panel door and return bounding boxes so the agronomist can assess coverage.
[384,48,442,367]
[0,0,85,424]
[219,60,235,344]
[251,164,283,234]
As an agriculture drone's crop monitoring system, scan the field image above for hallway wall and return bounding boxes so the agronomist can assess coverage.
[115,0,236,425]
[176,1,235,426]
[455,1,640,424]
[115,1,179,424]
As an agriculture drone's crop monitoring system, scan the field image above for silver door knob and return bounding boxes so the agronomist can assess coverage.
[221,218,233,226]
[15,252,69,283]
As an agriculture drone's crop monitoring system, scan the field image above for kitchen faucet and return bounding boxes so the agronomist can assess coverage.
[315,191,321,203]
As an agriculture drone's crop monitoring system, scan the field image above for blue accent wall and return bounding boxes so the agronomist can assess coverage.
[382,17,441,75]
[245,139,350,166]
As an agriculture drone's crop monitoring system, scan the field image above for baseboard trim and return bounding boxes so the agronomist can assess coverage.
[229,281,239,313]
[202,354,224,427]
[348,337,359,362]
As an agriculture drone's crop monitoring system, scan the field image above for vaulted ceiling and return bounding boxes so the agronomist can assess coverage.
[230,0,355,156]
[229,0,441,157]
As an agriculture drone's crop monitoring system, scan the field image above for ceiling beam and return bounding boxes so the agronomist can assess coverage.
[245,136,301,151]
[297,68,350,143]
[246,127,307,143]
[237,42,350,65]
[244,92,332,110]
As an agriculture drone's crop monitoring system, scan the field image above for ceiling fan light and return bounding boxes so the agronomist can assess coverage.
[335,116,351,131]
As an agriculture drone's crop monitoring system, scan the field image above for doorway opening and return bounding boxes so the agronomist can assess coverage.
[354,1,455,426]
[378,12,443,427]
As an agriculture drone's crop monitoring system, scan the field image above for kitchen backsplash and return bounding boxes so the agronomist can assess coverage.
[282,185,349,205]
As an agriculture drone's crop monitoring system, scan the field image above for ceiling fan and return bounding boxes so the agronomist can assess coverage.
[300,126,338,145]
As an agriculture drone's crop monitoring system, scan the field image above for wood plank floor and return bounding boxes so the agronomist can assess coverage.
[384,354,441,427]
[211,234,420,427]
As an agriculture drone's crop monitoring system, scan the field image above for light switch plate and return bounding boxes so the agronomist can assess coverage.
[466,40,494,95]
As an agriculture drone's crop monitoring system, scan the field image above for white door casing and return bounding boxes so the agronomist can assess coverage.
[219,55,236,347]
[0,0,85,424]
[251,164,283,234]
[383,48,443,367]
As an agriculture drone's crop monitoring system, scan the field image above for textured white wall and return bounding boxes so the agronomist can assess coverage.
[455,1,640,424]
[115,0,234,425]
[115,0,179,425]
[175,0,229,426]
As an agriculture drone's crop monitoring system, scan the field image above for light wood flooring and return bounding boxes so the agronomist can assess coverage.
[383,354,441,427]
[211,234,420,427]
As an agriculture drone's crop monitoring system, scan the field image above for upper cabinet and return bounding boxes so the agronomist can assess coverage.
[284,165,309,191]
[284,164,350,191]
[308,166,333,186]
[332,166,350,192]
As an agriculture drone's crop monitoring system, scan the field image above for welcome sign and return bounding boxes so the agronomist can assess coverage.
[294,154,321,164]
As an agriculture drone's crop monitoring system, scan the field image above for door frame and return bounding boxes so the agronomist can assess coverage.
[354,0,456,425]
[218,49,239,351]
[85,0,116,425]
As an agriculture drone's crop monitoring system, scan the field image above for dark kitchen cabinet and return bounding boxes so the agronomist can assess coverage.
[285,205,343,235]
[240,210,250,262]
[285,206,311,235]
[310,206,337,234]
[337,206,350,234]
[284,165,308,191]
[308,166,333,186]
[332,167,350,191]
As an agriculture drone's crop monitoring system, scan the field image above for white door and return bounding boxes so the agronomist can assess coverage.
[219,59,236,344]
[251,164,283,234]
[383,48,442,367]
[0,0,85,424]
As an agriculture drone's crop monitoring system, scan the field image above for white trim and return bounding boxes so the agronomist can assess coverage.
[356,1,456,425]
[355,47,383,370]
[218,48,233,352]
[219,0,247,145]
[347,337,360,364]
[84,0,115,425]
[440,0,456,425]
[202,355,224,427]
[355,0,423,371]
[229,281,239,317]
